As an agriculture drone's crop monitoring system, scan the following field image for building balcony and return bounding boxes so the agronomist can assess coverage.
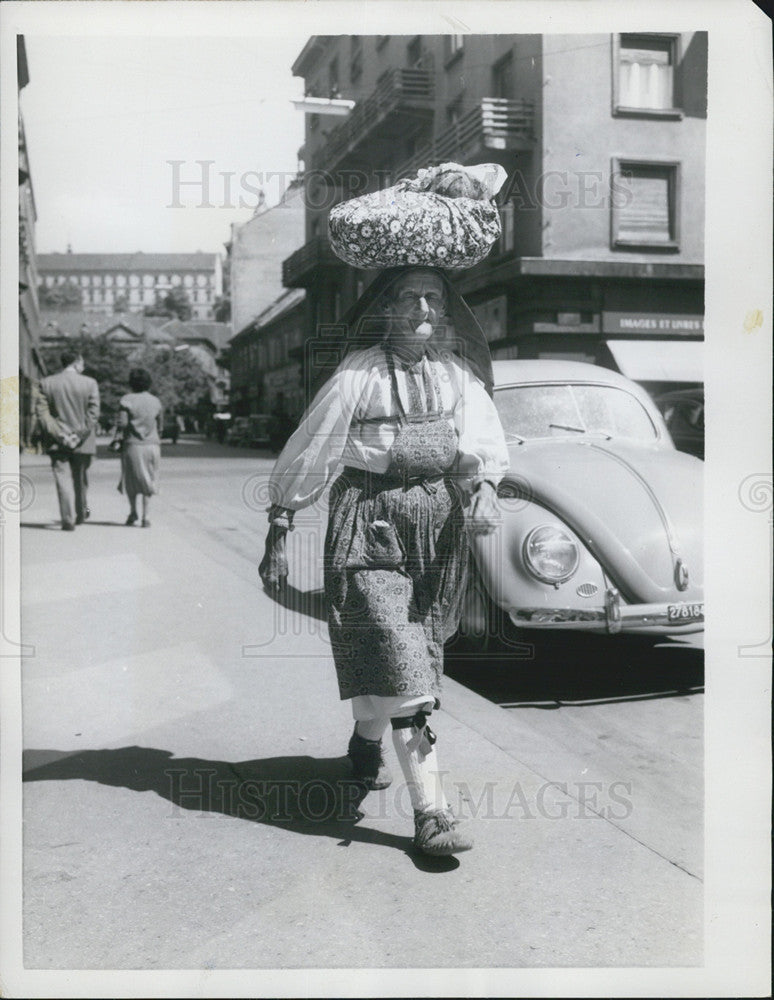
[311,67,435,173]
[395,98,535,179]
[282,235,342,288]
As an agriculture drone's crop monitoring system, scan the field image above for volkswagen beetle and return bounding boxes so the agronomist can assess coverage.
[460,360,704,643]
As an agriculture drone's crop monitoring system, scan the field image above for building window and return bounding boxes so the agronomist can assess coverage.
[499,201,515,254]
[350,36,362,82]
[612,159,680,250]
[444,35,464,65]
[105,274,114,287]
[80,276,89,287]
[130,274,139,287]
[117,274,126,287]
[184,274,193,287]
[492,51,514,100]
[613,34,681,116]
[446,94,464,126]
[407,36,423,69]
[328,57,340,99]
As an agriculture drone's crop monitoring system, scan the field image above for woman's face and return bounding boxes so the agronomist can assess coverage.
[386,271,447,346]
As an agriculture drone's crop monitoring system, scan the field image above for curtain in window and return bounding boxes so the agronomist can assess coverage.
[619,42,673,109]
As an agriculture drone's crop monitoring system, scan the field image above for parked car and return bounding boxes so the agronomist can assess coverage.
[160,414,180,444]
[460,360,704,646]
[226,417,251,447]
[653,387,704,460]
[247,414,273,449]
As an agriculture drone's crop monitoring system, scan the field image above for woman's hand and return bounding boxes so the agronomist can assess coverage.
[466,481,501,537]
[259,523,289,592]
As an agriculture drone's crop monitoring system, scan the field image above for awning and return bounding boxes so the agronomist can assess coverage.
[606,339,703,383]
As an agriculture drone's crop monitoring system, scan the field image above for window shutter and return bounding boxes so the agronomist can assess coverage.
[618,168,671,243]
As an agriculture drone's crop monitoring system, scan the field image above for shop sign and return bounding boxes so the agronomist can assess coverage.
[604,312,704,335]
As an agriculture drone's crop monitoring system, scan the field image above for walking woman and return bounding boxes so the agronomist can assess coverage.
[114,367,162,527]
[259,164,510,857]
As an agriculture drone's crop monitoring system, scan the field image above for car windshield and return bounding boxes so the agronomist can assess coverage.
[494,383,659,442]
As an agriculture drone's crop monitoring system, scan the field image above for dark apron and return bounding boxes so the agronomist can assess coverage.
[325,350,469,701]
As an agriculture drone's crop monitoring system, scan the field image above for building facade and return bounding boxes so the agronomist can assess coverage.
[37,252,223,320]
[230,289,306,418]
[18,36,47,449]
[283,33,706,394]
[228,180,305,337]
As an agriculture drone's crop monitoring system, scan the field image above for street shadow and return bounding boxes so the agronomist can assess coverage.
[262,581,328,622]
[20,520,127,530]
[96,440,278,462]
[22,746,459,872]
[446,633,704,708]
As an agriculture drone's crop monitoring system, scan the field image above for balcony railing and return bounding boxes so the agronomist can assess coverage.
[282,235,341,288]
[395,98,535,179]
[312,67,435,172]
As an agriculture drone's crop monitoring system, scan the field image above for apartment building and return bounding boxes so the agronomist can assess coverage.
[283,33,706,390]
[37,252,223,320]
[18,36,46,449]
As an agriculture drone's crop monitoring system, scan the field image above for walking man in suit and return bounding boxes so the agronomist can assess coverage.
[35,349,100,531]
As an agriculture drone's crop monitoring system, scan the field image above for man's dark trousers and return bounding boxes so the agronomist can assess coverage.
[50,450,92,527]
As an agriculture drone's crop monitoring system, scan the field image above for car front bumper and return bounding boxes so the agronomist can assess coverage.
[508,587,704,635]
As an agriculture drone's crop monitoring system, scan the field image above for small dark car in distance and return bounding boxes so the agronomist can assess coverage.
[653,387,704,460]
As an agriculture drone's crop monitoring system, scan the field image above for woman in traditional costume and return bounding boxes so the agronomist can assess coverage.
[259,165,510,856]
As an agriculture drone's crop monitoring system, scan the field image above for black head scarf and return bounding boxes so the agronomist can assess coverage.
[323,267,495,398]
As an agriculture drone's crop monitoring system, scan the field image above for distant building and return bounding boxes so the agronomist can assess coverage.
[228,179,305,338]
[18,36,46,449]
[37,252,223,320]
[284,33,706,393]
[230,288,305,418]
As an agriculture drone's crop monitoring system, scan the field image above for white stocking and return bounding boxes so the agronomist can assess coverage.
[355,717,389,742]
[391,720,449,813]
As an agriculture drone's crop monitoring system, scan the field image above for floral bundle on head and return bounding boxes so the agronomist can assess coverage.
[328,162,508,270]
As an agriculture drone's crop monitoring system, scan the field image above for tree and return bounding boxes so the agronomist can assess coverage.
[39,334,130,427]
[213,295,231,322]
[38,280,82,309]
[142,286,193,321]
[164,286,193,321]
[130,343,211,418]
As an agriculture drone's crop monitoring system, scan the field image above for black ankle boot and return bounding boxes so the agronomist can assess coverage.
[347,728,392,790]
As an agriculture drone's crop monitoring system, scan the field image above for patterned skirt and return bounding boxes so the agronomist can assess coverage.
[324,470,469,701]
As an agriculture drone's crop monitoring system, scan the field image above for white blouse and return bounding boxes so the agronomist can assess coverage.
[268,345,510,511]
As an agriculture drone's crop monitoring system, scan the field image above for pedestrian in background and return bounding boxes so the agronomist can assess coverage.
[113,367,162,527]
[34,348,100,531]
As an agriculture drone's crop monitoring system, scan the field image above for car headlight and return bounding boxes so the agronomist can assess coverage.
[523,526,580,584]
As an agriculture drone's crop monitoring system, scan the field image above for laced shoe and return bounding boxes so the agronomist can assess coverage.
[347,729,392,790]
[413,807,474,856]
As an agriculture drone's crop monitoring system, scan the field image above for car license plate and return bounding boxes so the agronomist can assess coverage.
[667,602,704,623]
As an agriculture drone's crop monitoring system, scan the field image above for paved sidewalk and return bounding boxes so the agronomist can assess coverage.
[18,454,702,969]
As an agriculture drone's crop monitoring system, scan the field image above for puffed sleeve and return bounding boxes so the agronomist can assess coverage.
[450,358,510,494]
[267,352,372,511]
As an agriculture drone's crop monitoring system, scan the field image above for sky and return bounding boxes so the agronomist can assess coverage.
[21,35,307,255]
